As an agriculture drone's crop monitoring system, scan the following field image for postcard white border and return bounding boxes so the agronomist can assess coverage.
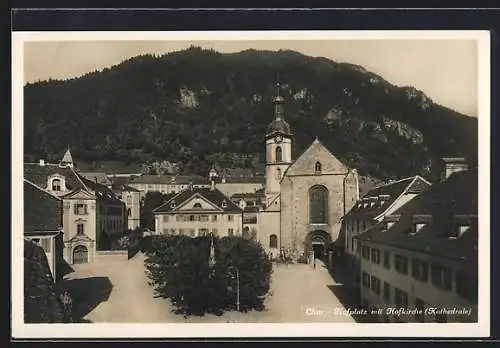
[12,30,491,339]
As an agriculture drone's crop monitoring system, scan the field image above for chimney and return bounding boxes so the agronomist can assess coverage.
[441,157,468,181]
[39,159,45,166]
[189,180,193,190]
[210,179,215,191]
[94,176,98,183]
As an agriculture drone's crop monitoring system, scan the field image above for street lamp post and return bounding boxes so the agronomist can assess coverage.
[227,266,240,312]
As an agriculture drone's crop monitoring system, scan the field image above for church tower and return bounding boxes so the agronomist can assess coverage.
[265,81,292,205]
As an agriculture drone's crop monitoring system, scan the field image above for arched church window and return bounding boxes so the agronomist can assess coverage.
[315,161,322,173]
[275,146,282,162]
[276,168,282,181]
[309,185,328,224]
[193,202,202,208]
[269,234,278,248]
[52,178,61,191]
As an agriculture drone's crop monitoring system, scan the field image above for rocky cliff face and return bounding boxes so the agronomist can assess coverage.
[23,47,477,182]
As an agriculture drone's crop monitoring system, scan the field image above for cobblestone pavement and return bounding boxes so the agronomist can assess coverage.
[62,253,355,323]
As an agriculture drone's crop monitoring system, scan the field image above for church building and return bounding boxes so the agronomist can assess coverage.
[257,82,360,260]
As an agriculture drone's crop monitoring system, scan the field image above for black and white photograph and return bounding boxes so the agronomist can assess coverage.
[11,30,490,338]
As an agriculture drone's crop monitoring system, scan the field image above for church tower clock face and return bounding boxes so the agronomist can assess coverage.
[275,135,283,143]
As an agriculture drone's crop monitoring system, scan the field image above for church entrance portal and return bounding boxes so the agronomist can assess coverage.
[306,230,331,262]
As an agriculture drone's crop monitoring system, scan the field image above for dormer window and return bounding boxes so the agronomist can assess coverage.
[451,215,476,239]
[221,200,228,208]
[384,215,400,231]
[170,200,176,209]
[410,214,432,235]
[412,223,426,235]
[315,161,322,174]
[48,174,65,193]
[52,178,62,191]
[456,224,471,238]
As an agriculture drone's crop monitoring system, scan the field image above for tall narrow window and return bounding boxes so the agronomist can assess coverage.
[315,161,322,173]
[52,178,61,191]
[127,208,131,217]
[77,223,84,235]
[275,146,282,162]
[309,185,328,224]
[269,234,278,248]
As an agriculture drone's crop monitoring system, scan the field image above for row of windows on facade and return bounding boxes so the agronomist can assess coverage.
[162,214,236,223]
[346,219,372,234]
[97,219,124,233]
[360,245,477,302]
[71,203,123,216]
[163,227,236,237]
[140,184,207,191]
[361,273,446,322]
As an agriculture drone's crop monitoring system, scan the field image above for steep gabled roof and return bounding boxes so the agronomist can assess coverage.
[111,183,141,193]
[77,174,123,203]
[24,163,83,191]
[24,180,63,233]
[343,176,431,221]
[153,187,242,213]
[356,169,478,262]
[24,163,122,203]
[283,138,350,177]
[79,172,112,186]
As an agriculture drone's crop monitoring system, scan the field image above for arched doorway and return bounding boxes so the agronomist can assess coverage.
[306,230,331,262]
[73,245,89,264]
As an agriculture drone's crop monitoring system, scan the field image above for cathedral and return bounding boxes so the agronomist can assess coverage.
[257,82,360,260]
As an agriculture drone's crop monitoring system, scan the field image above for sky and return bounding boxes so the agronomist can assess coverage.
[23,39,478,116]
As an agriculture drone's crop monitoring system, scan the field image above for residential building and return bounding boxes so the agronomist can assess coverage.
[23,179,64,281]
[110,180,142,231]
[24,150,127,264]
[152,185,243,238]
[341,176,431,281]
[128,174,210,197]
[355,165,477,323]
[214,175,266,197]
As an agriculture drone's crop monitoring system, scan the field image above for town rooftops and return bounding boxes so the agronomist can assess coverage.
[79,171,112,186]
[129,174,209,185]
[355,169,478,262]
[24,162,122,203]
[343,175,431,220]
[216,176,266,184]
[153,187,242,214]
[24,180,63,234]
[111,183,141,193]
[231,191,266,199]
